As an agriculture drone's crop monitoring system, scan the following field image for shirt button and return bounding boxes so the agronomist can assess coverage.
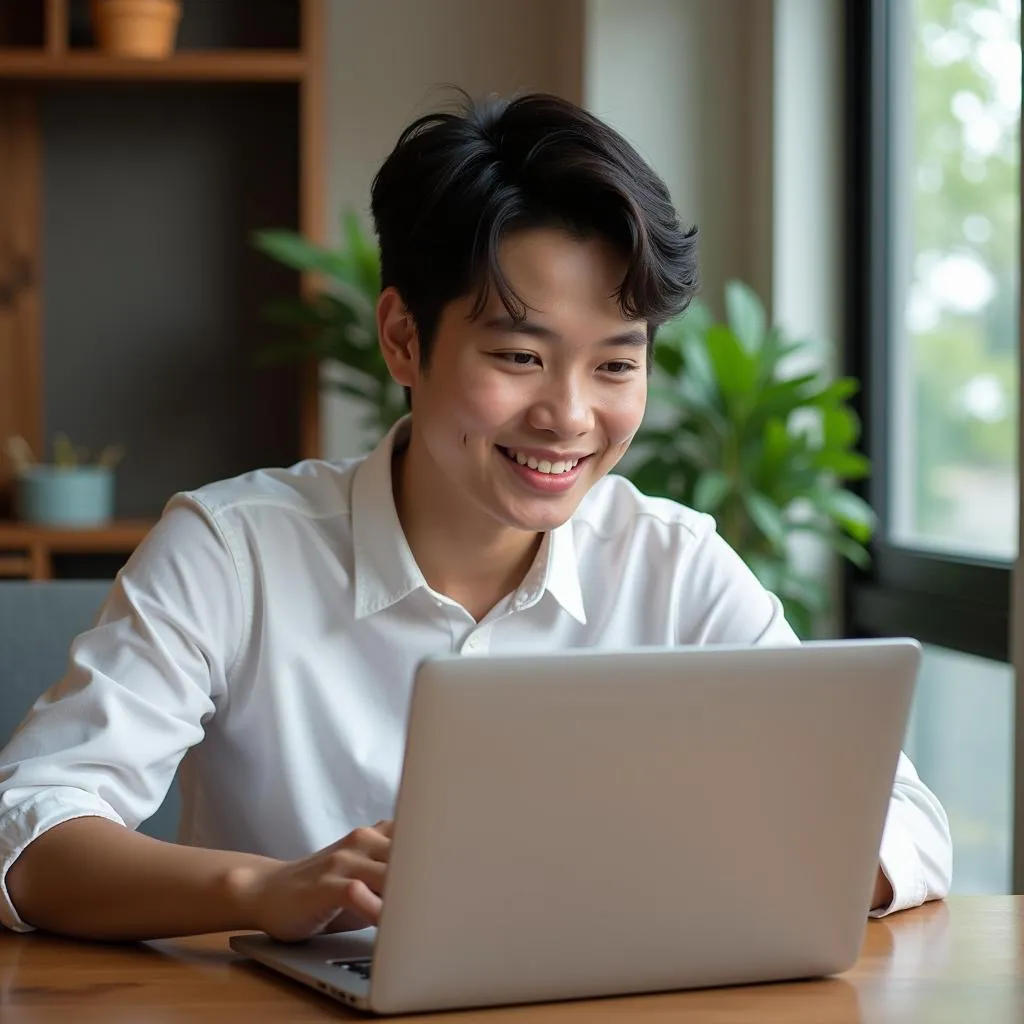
[465,636,480,651]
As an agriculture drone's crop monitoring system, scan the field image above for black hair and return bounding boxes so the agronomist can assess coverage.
[370,90,699,366]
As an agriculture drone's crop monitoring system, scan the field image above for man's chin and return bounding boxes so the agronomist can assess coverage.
[501,501,580,534]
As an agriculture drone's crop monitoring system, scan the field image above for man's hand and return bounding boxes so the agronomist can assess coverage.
[230,820,393,942]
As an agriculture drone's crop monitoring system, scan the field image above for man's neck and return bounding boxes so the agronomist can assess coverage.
[392,437,542,622]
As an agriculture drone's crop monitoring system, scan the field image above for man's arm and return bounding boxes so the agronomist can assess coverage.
[0,500,239,933]
[681,523,953,916]
[6,815,391,941]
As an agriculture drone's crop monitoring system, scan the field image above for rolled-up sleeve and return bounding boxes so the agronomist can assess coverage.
[686,525,953,917]
[870,752,952,917]
[0,494,245,932]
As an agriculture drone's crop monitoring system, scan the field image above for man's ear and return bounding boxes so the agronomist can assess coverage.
[377,287,420,388]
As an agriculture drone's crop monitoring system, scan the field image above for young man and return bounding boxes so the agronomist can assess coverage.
[0,93,951,942]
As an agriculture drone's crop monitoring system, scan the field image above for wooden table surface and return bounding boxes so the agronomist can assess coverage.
[0,897,1020,1022]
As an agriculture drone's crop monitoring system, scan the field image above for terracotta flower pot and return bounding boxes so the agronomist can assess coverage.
[91,0,182,60]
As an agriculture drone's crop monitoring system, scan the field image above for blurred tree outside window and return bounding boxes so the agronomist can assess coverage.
[890,0,1020,560]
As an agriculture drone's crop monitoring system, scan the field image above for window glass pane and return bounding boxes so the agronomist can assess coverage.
[889,0,1020,560]
[902,645,1014,893]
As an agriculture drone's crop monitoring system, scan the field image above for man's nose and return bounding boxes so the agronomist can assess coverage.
[527,377,595,436]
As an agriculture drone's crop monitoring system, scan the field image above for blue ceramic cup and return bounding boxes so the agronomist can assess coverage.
[16,466,115,527]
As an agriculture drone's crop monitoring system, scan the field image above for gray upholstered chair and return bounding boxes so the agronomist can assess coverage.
[0,580,180,841]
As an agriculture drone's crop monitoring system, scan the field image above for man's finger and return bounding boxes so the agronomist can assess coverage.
[337,877,382,924]
[328,854,386,895]
[315,877,382,928]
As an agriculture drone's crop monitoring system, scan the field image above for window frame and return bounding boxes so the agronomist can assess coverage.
[843,0,1013,664]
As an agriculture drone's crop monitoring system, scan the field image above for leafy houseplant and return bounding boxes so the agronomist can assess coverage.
[252,212,405,443]
[253,218,872,636]
[629,281,877,637]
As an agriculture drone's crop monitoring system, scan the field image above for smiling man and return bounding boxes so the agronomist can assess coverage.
[0,93,951,942]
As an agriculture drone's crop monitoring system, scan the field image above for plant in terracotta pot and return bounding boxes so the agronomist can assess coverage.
[90,0,182,60]
[4,434,125,528]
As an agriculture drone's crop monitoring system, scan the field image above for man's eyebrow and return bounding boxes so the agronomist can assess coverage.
[482,315,647,348]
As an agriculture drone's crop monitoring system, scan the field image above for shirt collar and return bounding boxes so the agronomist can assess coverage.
[518,520,588,625]
[351,418,426,619]
[351,416,587,625]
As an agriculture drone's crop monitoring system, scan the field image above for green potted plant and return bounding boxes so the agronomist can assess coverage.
[5,433,124,528]
[251,211,405,444]
[628,281,876,637]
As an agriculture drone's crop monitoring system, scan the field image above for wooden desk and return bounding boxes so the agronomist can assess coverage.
[0,897,1020,1022]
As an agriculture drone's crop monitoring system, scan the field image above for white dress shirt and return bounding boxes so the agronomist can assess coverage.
[0,420,952,931]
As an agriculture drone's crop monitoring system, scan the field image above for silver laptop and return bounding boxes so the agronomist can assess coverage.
[230,638,920,1014]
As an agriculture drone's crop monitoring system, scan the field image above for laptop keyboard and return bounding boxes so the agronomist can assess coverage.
[330,958,373,980]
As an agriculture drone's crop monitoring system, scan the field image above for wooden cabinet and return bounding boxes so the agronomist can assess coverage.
[0,0,325,578]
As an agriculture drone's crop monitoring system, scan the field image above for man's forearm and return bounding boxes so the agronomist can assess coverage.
[6,816,279,941]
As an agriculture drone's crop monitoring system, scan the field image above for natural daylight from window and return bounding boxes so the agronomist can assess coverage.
[890,0,1021,561]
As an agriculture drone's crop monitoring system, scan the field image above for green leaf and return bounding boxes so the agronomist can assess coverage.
[653,342,684,378]
[692,471,732,513]
[679,299,714,339]
[782,598,814,639]
[755,374,822,422]
[636,425,717,471]
[791,524,873,570]
[705,325,758,404]
[725,280,766,353]
[810,377,860,406]
[679,330,718,396]
[811,450,871,479]
[341,209,382,297]
[742,490,788,553]
[252,229,346,277]
[812,489,877,543]
[821,406,860,450]
[628,455,677,498]
[759,327,807,377]
[745,553,785,593]
[828,533,872,569]
[752,417,793,495]
[779,572,829,612]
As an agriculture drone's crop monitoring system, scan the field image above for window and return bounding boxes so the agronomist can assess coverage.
[890,0,1020,560]
[845,0,1020,894]
[904,646,1013,893]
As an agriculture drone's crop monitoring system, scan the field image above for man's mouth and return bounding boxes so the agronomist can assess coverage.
[496,446,587,476]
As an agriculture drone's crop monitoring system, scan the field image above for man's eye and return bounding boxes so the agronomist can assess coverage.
[603,361,638,375]
[499,352,539,366]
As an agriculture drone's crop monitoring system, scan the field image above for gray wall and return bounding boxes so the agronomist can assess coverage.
[41,84,302,518]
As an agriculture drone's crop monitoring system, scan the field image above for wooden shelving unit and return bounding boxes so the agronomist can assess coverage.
[0,49,309,82]
[0,519,155,579]
[0,0,325,579]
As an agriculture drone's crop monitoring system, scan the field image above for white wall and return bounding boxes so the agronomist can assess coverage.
[772,0,846,631]
[583,0,775,314]
[322,0,580,458]
[772,0,844,367]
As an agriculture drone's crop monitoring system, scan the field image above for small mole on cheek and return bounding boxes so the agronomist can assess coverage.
[463,434,468,448]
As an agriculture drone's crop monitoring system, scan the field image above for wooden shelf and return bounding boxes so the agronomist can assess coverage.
[0,50,308,82]
[0,519,155,579]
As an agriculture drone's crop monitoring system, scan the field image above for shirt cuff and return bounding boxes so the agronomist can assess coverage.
[869,812,927,918]
[0,789,125,933]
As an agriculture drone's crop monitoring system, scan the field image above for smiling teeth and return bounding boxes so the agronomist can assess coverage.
[505,449,580,474]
